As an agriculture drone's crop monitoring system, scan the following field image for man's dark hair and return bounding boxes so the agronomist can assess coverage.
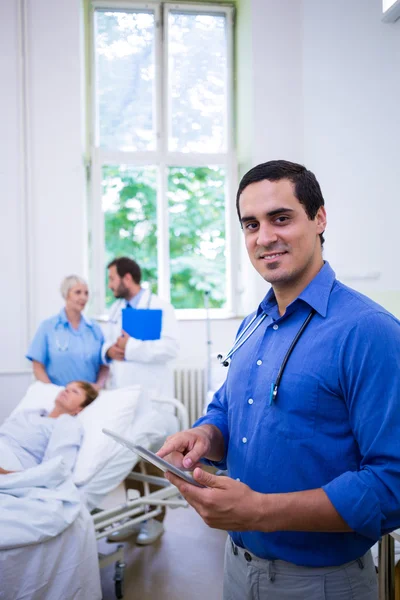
[236,160,325,245]
[107,256,142,285]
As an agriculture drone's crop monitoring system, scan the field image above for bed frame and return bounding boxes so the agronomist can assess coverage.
[93,397,190,599]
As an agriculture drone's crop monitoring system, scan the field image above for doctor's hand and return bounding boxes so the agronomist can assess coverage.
[157,425,223,470]
[165,468,262,532]
[116,330,130,351]
[106,344,125,361]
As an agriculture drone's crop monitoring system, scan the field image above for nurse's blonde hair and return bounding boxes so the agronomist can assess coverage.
[60,275,87,300]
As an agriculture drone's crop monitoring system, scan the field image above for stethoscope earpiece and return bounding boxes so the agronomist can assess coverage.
[217,313,267,368]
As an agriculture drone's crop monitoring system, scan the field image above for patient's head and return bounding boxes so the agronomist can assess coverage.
[54,381,99,416]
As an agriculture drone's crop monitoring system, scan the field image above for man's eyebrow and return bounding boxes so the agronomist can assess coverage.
[240,207,295,223]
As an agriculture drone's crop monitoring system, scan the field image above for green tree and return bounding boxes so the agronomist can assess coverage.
[102,166,226,309]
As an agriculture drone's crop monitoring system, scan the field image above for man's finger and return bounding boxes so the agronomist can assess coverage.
[156,440,182,458]
[193,467,225,489]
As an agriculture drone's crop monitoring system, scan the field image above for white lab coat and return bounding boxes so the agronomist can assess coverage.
[101,289,179,397]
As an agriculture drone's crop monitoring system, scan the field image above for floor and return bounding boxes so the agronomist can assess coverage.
[99,505,227,600]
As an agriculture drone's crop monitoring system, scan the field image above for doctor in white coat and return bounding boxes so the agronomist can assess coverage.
[102,256,179,546]
[102,257,179,398]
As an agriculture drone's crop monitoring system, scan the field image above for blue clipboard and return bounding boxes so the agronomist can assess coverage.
[122,308,162,341]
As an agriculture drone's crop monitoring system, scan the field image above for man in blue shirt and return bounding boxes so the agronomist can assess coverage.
[158,160,400,599]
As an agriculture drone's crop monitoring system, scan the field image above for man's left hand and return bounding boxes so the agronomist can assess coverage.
[116,330,130,351]
[165,468,263,531]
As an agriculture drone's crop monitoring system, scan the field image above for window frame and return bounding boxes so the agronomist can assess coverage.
[88,0,237,318]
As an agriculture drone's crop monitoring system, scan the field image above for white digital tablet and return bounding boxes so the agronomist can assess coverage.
[102,428,205,488]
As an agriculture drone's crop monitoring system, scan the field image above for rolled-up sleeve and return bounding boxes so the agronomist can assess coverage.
[323,311,400,540]
[26,321,48,365]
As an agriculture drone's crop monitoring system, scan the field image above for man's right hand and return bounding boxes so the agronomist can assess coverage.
[157,425,223,469]
[106,344,125,361]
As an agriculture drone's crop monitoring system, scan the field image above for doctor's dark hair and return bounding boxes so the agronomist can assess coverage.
[107,257,142,285]
[236,160,325,245]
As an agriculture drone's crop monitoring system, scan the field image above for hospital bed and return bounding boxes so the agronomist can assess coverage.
[2,381,189,600]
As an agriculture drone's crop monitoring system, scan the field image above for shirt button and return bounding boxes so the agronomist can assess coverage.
[256,359,262,366]
[248,398,254,405]
[273,324,279,330]
[242,437,247,444]
[236,477,241,482]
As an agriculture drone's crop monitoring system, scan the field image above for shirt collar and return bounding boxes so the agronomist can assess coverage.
[260,261,336,319]
[126,288,145,309]
[57,308,94,328]
[58,308,69,325]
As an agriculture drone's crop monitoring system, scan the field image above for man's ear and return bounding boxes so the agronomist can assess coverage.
[122,272,133,286]
[316,206,327,235]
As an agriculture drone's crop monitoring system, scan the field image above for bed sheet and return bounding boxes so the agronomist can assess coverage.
[0,505,101,600]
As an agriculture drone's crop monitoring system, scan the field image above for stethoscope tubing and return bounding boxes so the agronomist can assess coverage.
[218,308,316,404]
[270,309,315,403]
[217,312,267,366]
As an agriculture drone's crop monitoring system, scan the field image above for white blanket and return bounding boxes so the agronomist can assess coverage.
[0,456,81,549]
[0,506,101,600]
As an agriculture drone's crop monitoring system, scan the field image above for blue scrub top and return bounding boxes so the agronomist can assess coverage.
[26,309,104,386]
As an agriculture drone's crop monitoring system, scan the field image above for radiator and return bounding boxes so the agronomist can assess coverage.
[174,366,207,426]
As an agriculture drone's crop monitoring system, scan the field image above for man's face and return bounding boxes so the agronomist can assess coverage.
[238,178,326,288]
[55,382,86,416]
[108,266,130,299]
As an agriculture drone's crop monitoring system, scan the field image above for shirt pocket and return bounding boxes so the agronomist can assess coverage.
[269,372,319,440]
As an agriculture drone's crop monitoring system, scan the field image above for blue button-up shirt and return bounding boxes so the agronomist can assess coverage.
[196,262,400,567]
[26,309,104,386]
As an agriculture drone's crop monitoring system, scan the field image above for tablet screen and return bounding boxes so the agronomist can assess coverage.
[102,428,205,488]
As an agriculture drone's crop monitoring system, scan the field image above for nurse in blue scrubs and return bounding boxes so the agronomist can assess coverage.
[26,275,109,388]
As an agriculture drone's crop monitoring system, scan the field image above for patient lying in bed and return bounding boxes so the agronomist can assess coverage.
[0,381,98,473]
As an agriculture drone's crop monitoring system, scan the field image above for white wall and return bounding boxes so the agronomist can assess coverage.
[303,0,400,300]
[0,0,87,421]
[1,0,399,421]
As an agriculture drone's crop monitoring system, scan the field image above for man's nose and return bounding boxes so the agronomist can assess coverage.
[257,222,278,247]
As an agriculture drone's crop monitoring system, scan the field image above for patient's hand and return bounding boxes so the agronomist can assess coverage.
[0,467,15,474]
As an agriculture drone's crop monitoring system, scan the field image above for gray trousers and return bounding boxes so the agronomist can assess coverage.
[223,538,378,600]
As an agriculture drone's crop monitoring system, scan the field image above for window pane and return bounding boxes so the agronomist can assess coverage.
[168,167,226,309]
[95,10,156,151]
[168,12,227,153]
[102,165,158,306]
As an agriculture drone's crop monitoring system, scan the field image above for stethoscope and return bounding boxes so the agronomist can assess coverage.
[54,320,100,359]
[55,325,69,352]
[217,308,316,404]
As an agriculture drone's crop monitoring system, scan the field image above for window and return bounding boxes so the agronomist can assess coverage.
[89,1,235,316]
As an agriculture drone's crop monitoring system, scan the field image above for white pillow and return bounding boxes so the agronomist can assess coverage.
[80,404,180,510]
[11,381,63,416]
[12,381,148,486]
[74,385,148,485]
